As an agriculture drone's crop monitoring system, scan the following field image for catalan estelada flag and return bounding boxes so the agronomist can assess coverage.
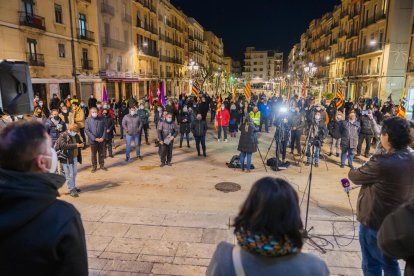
[301,78,307,97]
[232,87,237,103]
[396,89,407,119]
[336,86,344,110]
[214,95,222,129]
[192,80,201,99]
[243,82,251,100]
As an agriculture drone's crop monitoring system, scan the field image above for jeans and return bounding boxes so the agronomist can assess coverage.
[180,132,190,146]
[359,224,400,276]
[90,142,105,169]
[357,134,373,155]
[330,137,341,154]
[194,136,206,154]
[160,142,174,164]
[62,157,78,192]
[259,116,269,132]
[126,134,140,158]
[240,152,252,171]
[306,146,321,164]
[341,148,355,166]
[290,130,302,154]
[218,126,228,140]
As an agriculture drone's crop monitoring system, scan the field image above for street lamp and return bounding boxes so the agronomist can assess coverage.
[303,62,317,99]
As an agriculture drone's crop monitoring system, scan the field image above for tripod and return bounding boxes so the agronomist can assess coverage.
[264,119,284,171]
[298,124,329,173]
[300,143,327,254]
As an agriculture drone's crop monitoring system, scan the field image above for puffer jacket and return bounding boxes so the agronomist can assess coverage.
[329,120,342,139]
[191,119,207,137]
[349,148,414,230]
[73,107,85,128]
[237,122,258,153]
[340,120,360,150]
[179,112,191,134]
[217,109,230,127]
[102,115,115,139]
[55,132,83,164]
[122,114,142,136]
[157,120,178,142]
[360,115,374,136]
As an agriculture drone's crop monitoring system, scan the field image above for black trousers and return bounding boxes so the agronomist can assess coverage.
[80,127,86,144]
[194,136,206,154]
[90,142,105,168]
[357,134,373,155]
[140,123,149,144]
[104,139,113,157]
[160,142,174,164]
[210,110,216,123]
[290,130,302,154]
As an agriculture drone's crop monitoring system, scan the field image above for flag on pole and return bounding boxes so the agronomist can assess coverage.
[336,86,344,110]
[160,81,166,107]
[301,78,307,97]
[396,89,407,119]
[149,83,153,107]
[232,87,237,103]
[192,80,201,100]
[102,85,108,103]
[156,82,161,97]
[243,82,251,100]
[215,95,221,129]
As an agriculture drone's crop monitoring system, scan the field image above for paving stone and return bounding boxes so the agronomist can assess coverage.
[173,256,210,266]
[151,263,207,276]
[328,266,364,276]
[100,209,166,225]
[140,240,180,256]
[162,212,229,229]
[201,228,233,244]
[89,269,101,276]
[99,271,132,276]
[162,227,203,242]
[99,251,138,261]
[138,254,174,264]
[93,222,131,237]
[86,235,113,252]
[175,242,217,259]
[88,257,109,270]
[88,250,103,258]
[83,221,101,235]
[105,238,146,254]
[103,260,153,273]
[124,225,166,240]
[78,205,109,222]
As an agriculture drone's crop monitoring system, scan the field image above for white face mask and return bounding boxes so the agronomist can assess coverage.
[97,105,102,109]
[315,115,321,120]
[103,105,108,109]
[70,131,77,137]
[62,110,68,114]
[44,148,58,173]
[157,108,162,112]
[39,102,43,107]
[91,112,98,118]
[130,111,136,116]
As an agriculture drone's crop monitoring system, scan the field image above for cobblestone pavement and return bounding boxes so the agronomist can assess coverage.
[59,120,404,276]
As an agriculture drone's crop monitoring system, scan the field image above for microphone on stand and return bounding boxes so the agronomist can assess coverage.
[341,178,351,194]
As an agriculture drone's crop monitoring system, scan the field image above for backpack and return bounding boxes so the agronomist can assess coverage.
[227,155,255,169]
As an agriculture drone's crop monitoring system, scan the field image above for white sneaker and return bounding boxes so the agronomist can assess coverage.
[218,139,221,142]
[224,139,228,143]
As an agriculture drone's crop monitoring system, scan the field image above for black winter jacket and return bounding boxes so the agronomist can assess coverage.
[329,120,342,139]
[179,112,191,134]
[191,119,207,137]
[55,132,83,164]
[0,169,88,276]
[237,122,258,153]
[360,115,374,136]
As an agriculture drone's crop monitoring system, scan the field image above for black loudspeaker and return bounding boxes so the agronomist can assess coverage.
[0,60,34,115]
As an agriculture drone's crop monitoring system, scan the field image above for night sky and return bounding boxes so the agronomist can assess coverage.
[171,0,341,62]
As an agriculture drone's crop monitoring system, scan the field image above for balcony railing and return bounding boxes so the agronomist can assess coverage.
[359,44,383,55]
[137,47,159,58]
[362,13,387,28]
[159,34,173,44]
[77,28,95,42]
[159,55,183,64]
[102,38,129,50]
[27,53,45,66]
[101,3,115,16]
[19,12,46,30]
[136,19,158,35]
[135,0,156,13]
[347,30,359,38]
[122,14,132,23]
[81,59,93,70]
[166,72,173,78]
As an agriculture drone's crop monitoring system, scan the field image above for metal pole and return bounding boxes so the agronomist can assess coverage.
[68,0,79,97]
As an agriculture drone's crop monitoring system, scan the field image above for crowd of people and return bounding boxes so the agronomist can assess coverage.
[0,90,414,275]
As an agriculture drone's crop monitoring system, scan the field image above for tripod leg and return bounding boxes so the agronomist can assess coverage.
[263,137,275,162]
[257,146,268,173]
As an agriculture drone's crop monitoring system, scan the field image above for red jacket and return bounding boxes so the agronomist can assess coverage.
[217,109,230,127]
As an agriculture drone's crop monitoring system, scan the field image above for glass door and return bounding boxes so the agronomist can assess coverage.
[79,13,87,37]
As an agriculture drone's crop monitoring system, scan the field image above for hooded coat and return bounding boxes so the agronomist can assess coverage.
[0,169,88,275]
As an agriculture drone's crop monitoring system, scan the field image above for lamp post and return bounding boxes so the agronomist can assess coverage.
[304,62,317,99]
[187,60,199,95]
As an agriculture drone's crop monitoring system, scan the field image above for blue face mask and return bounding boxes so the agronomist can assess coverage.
[70,131,77,137]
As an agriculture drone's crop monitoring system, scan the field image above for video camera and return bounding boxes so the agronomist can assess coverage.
[308,137,322,147]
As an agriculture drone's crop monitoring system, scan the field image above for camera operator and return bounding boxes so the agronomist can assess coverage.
[357,109,375,158]
[289,105,305,156]
[349,117,414,276]
[274,115,291,163]
[305,111,328,167]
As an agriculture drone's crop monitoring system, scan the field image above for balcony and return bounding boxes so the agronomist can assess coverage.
[19,12,45,31]
[101,3,115,16]
[166,72,173,78]
[136,19,158,35]
[135,0,156,14]
[77,28,95,42]
[347,30,359,38]
[362,13,387,28]
[344,52,358,59]
[81,59,93,70]
[159,34,173,44]
[359,44,383,55]
[122,14,132,23]
[173,40,183,48]
[137,47,159,58]
[102,38,129,51]
[26,53,45,67]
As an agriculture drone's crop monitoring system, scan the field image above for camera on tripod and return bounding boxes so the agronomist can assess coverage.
[308,138,322,147]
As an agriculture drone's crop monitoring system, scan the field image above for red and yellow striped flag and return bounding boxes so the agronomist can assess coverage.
[243,82,251,100]
[214,95,222,129]
[232,87,237,103]
[396,89,407,119]
[301,78,307,97]
[192,80,201,100]
[336,86,344,109]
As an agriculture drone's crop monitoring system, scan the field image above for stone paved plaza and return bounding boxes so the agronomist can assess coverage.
[59,122,403,276]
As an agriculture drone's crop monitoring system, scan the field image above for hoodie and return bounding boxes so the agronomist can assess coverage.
[0,169,88,276]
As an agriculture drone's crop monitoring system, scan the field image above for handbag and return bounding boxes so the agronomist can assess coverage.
[232,246,246,276]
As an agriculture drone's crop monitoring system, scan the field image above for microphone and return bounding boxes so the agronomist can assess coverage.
[341,178,351,194]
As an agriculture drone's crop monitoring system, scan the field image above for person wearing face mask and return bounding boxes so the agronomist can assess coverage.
[258,99,271,133]
[96,101,103,113]
[209,98,217,123]
[33,107,46,123]
[157,113,178,166]
[118,104,128,139]
[229,104,239,138]
[357,109,376,158]
[59,106,74,128]
[33,94,40,107]
[0,121,88,275]
[305,111,328,167]
[55,124,84,197]
[71,100,86,146]
[49,93,61,110]
[198,97,209,121]
[101,109,115,158]
[85,107,108,172]
[88,94,97,109]
[249,106,261,128]
[328,111,343,157]
[191,113,207,157]
[38,100,50,118]
[217,105,230,142]
[122,107,143,162]
[45,109,67,147]
[290,105,305,155]
[275,116,291,163]
[339,111,360,169]
[154,106,163,128]
[137,104,150,146]
[179,106,191,148]
[237,115,258,173]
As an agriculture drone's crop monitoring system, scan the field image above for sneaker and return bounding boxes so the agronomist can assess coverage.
[100,166,108,171]
[340,164,345,168]
[137,156,143,160]
[167,162,172,166]
[75,187,81,193]
[305,162,310,166]
[125,157,130,162]
[160,163,165,167]
[224,139,228,143]
[336,153,340,157]
[349,165,355,170]
[91,168,97,173]
[70,190,79,198]
[217,139,221,142]
[314,163,319,168]
[203,153,207,157]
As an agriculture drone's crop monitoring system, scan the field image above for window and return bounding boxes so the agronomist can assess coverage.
[79,13,87,36]
[377,57,381,73]
[117,56,122,71]
[58,43,65,58]
[55,4,63,24]
[27,38,37,58]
